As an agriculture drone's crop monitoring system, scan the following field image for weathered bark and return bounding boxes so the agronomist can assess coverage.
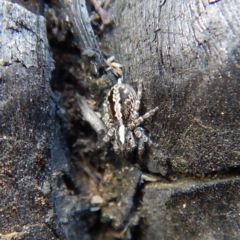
[0,1,59,238]
[107,0,240,239]
[48,0,240,239]
[60,0,117,85]
[110,0,240,175]
[141,178,240,240]
[2,0,240,240]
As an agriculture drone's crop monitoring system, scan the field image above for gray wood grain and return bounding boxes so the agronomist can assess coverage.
[103,1,240,239]
[3,0,239,239]
[61,0,116,85]
[0,1,58,238]
[111,0,240,175]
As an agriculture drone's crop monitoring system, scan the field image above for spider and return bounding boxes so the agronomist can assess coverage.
[102,78,159,154]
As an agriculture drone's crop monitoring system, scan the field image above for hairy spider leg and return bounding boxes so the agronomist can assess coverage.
[113,130,121,154]
[102,102,111,127]
[126,131,136,151]
[102,102,118,142]
[130,80,143,120]
[135,127,153,153]
[134,127,148,141]
[128,107,159,130]
[138,137,145,154]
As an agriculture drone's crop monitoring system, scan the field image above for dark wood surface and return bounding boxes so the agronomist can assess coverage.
[0,1,59,239]
[1,0,240,239]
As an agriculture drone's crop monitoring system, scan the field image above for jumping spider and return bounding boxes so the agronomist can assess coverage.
[103,79,159,154]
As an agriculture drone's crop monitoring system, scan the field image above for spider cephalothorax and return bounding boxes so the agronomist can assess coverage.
[102,79,159,154]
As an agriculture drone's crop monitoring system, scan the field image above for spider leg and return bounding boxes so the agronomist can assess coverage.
[102,102,112,128]
[135,127,153,154]
[138,138,145,154]
[137,129,148,154]
[128,106,159,130]
[103,127,121,154]
[134,127,148,142]
[113,140,120,154]
[103,127,115,142]
[135,80,143,111]
[130,80,143,120]
[103,102,117,137]
[126,131,136,151]
[113,131,121,154]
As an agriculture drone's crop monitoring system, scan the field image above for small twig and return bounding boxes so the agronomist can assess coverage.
[76,93,106,134]
[89,0,111,26]
[105,56,123,76]
[76,152,99,183]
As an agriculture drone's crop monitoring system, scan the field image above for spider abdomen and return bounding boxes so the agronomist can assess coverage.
[107,83,136,122]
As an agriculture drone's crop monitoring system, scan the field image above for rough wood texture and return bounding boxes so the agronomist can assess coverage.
[111,0,240,175]
[0,1,58,238]
[2,0,240,239]
[46,0,240,239]
[60,0,116,85]
[104,0,240,239]
[141,178,240,240]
